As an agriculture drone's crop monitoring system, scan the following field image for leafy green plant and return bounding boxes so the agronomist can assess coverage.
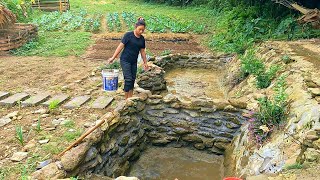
[281,54,293,64]
[249,74,288,144]
[48,100,60,110]
[160,49,172,56]
[35,117,41,133]
[240,48,264,77]
[256,65,280,89]
[99,61,120,70]
[15,126,24,146]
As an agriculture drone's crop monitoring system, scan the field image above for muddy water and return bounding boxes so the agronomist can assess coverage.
[164,68,226,99]
[129,147,224,180]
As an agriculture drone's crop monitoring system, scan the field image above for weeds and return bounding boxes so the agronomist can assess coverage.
[99,61,120,70]
[15,126,24,146]
[48,100,60,111]
[285,163,303,170]
[161,49,172,56]
[248,74,288,145]
[63,129,83,142]
[35,116,42,133]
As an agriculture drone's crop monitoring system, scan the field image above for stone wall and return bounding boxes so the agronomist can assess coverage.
[137,54,234,94]
[224,42,320,178]
[32,89,247,179]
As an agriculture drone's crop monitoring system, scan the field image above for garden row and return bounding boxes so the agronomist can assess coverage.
[32,10,206,34]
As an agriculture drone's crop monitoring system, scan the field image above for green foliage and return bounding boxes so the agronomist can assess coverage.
[63,120,75,128]
[99,61,121,70]
[240,48,280,89]
[15,126,24,146]
[249,74,288,144]
[160,49,172,56]
[137,66,144,75]
[11,31,93,57]
[240,48,265,76]
[48,100,60,110]
[63,129,83,142]
[285,163,303,170]
[35,116,41,133]
[256,65,280,89]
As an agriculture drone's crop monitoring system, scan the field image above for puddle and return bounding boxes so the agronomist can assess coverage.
[164,68,226,99]
[129,147,224,180]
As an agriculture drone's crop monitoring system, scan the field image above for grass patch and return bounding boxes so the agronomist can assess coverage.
[62,120,75,128]
[63,129,83,142]
[11,31,93,57]
[42,143,63,155]
[285,163,303,170]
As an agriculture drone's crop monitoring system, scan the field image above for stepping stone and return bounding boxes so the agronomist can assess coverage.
[91,97,114,109]
[63,96,91,109]
[42,94,70,107]
[0,93,29,107]
[22,93,51,106]
[0,91,10,100]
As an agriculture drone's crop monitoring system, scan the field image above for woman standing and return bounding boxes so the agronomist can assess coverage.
[108,17,149,99]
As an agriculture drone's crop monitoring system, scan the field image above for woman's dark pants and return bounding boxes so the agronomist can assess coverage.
[120,60,137,92]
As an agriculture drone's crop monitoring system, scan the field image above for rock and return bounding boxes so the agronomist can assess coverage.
[165,108,179,114]
[200,107,216,113]
[194,143,205,150]
[84,122,92,128]
[228,98,247,109]
[305,148,320,162]
[173,127,190,134]
[212,99,230,110]
[308,88,320,96]
[60,142,90,171]
[41,114,50,118]
[223,105,238,112]
[163,94,177,103]
[191,99,213,107]
[38,139,50,144]
[34,109,49,114]
[23,139,37,152]
[10,152,28,162]
[312,139,320,149]
[31,162,65,179]
[152,139,171,145]
[36,159,52,170]
[306,135,319,141]
[214,142,229,150]
[115,176,139,180]
[52,119,62,126]
[211,146,224,155]
[305,81,318,88]
[213,120,223,126]
[182,134,203,143]
[6,111,19,118]
[119,135,130,146]
[0,117,11,127]
[17,116,23,120]
[84,147,98,162]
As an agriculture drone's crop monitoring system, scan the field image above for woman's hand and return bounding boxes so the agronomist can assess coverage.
[143,63,149,71]
[107,57,115,64]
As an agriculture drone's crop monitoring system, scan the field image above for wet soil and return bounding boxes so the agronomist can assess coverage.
[129,147,224,180]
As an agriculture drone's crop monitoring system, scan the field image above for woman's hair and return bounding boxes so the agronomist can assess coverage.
[135,17,146,27]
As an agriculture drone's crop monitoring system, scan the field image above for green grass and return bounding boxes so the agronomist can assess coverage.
[11,31,93,57]
[48,100,60,110]
[285,163,304,170]
[63,129,83,142]
[62,120,75,128]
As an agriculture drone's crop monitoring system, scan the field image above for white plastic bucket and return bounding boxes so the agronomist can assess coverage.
[102,69,119,91]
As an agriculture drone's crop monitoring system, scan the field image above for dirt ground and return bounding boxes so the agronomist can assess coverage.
[82,33,207,60]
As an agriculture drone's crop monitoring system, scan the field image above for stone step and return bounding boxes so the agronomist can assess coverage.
[0,93,30,107]
[91,96,114,109]
[0,92,10,100]
[22,93,51,107]
[63,96,91,109]
[42,94,70,107]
